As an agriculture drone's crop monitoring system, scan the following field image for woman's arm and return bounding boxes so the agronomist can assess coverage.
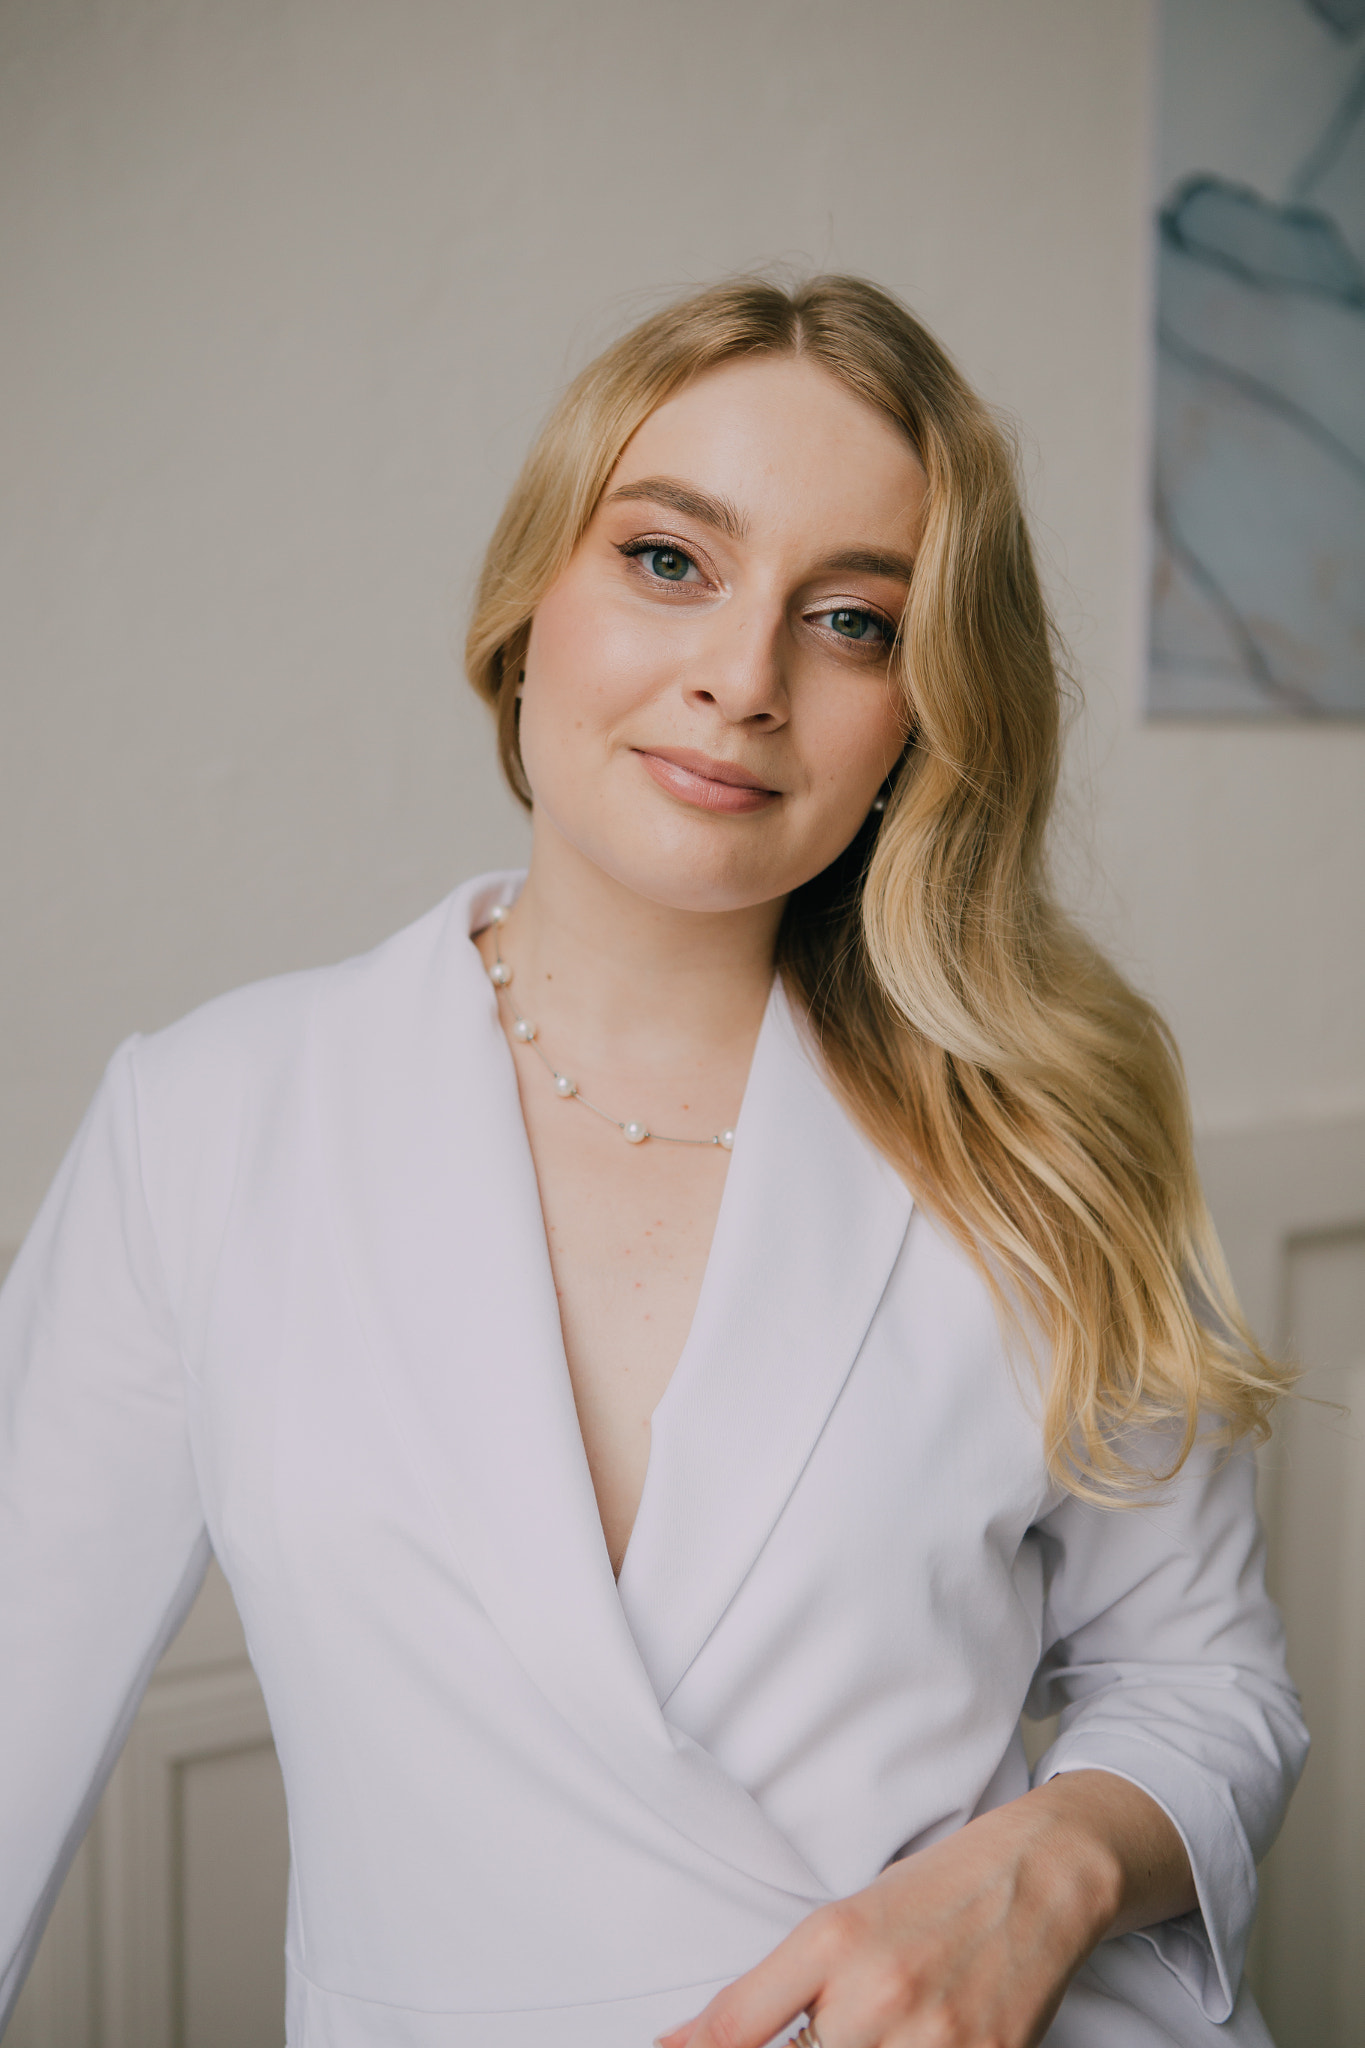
[663,1425,1305,2048]
[1023,1440,1306,2020]
[658,1768,1192,2048]
[0,1041,208,2029]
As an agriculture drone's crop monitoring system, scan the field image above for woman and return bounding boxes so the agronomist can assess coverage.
[0,276,1305,2048]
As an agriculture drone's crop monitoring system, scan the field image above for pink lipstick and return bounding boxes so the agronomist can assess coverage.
[634,747,779,815]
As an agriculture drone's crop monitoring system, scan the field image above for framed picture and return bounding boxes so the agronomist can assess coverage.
[1150,0,1365,718]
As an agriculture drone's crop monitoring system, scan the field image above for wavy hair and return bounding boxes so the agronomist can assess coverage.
[466,274,1288,1497]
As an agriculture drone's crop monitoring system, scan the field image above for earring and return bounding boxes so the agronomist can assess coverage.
[870,794,887,814]
[515,669,525,701]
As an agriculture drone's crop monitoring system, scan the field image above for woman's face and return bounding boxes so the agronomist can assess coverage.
[518,353,927,915]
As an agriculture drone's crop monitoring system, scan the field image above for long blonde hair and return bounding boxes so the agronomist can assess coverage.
[466,274,1287,1497]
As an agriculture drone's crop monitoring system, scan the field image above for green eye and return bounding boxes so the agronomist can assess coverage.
[830,607,875,640]
[646,547,691,582]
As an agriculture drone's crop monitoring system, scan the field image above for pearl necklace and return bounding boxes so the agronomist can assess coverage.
[485,906,735,1149]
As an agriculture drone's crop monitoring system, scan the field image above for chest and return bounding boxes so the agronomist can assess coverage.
[511,1057,735,1574]
[189,1154,1052,1925]
[194,1148,1050,1761]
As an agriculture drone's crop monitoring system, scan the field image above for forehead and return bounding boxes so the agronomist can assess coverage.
[606,354,926,549]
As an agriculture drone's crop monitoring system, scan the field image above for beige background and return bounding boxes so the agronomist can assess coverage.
[1,4,1362,2046]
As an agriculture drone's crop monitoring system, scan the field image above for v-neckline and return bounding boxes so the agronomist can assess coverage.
[465,876,780,1590]
[612,1004,778,1583]
[321,871,911,1878]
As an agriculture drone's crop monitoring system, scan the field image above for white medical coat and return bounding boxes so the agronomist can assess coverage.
[0,873,1308,2047]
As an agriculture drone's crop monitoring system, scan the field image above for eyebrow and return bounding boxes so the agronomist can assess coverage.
[817,545,915,584]
[604,476,748,541]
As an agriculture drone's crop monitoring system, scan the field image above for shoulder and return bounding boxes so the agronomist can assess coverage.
[118,874,516,1245]
[127,873,513,1112]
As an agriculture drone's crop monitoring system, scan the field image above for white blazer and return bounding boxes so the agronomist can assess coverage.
[0,873,1307,2048]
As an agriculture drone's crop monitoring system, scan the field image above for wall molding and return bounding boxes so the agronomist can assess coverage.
[1196,1111,1365,1343]
[98,1665,276,2048]
[3,1620,284,2048]
[1197,1112,1365,2048]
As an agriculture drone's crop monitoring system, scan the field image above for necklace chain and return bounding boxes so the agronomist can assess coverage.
[486,907,734,1150]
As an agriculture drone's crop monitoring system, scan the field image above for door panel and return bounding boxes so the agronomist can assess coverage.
[1199,1117,1365,2048]
[1254,1230,1365,2048]
[2,1560,290,2048]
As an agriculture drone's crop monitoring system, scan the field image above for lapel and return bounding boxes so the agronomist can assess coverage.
[615,980,914,1704]
[317,876,841,1900]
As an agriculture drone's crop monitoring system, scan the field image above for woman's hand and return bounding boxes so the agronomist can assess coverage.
[656,1771,1195,2048]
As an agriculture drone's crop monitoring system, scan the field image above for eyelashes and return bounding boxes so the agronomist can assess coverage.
[614,535,897,652]
[616,539,704,586]
[808,606,893,649]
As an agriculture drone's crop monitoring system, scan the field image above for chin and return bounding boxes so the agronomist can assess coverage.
[555,807,773,912]
[534,773,867,914]
[588,812,858,917]
[600,845,786,917]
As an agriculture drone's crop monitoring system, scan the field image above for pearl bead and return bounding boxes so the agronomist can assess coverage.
[719,1129,735,1150]
[489,904,509,925]
[554,1073,577,1098]
[513,1017,536,1042]
[489,961,512,987]
[623,1120,649,1144]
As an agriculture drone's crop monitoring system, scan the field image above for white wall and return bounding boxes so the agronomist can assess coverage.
[1,0,1361,1250]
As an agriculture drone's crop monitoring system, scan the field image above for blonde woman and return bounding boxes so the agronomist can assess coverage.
[0,278,1304,2048]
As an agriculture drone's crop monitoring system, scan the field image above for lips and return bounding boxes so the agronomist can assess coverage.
[634,747,780,815]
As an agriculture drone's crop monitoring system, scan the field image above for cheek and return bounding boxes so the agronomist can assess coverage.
[801,685,905,814]
[524,577,667,738]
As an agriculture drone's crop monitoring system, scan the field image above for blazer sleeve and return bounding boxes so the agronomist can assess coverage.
[1024,1435,1308,2024]
[0,1038,209,2030]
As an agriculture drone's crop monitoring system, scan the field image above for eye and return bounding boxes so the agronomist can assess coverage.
[812,606,891,647]
[620,541,702,585]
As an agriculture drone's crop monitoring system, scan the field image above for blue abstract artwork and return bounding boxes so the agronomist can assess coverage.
[1150,0,1365,717]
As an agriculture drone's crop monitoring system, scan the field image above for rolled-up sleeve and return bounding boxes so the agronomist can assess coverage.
[1026,1438,1308,2022]
[0,1039,209,2030]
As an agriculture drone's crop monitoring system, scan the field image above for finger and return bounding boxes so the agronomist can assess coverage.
[676,1925,828,2048]
[653,2020,702,2048]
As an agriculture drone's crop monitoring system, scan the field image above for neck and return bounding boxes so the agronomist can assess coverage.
[502,816,783,1067]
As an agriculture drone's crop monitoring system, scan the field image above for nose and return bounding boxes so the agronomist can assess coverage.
[683,602,789,728]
